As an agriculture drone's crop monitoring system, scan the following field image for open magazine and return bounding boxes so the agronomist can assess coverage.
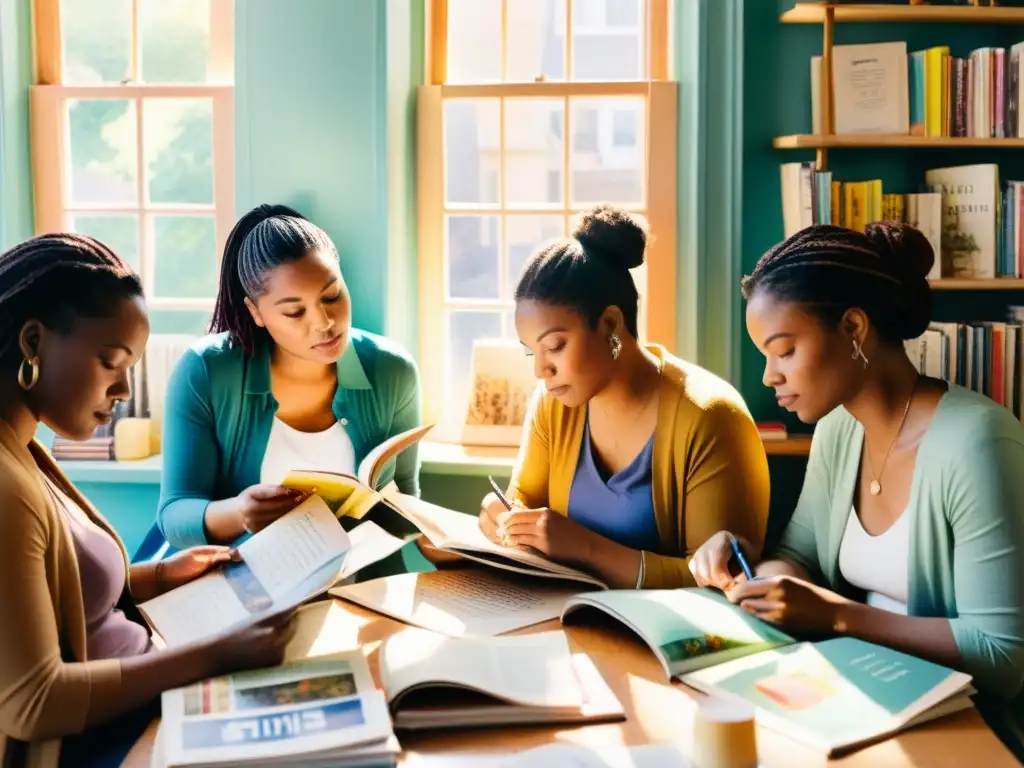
[138,503,407,648]
[562,590,975,755]
[157,651,398,767]
[377,627,623,730]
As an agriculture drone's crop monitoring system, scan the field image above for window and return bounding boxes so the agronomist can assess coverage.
[30,0,234,335]
[419,0,676,438]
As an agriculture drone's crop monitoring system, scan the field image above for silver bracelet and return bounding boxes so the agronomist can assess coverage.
[635,550,646,589]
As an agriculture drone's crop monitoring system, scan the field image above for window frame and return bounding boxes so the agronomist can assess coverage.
[418,0,676,434]
[29,0,235,314]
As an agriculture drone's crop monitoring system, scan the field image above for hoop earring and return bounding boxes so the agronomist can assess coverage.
[609,333,622,361]
[851,340,869,369]
[17,356,40,391]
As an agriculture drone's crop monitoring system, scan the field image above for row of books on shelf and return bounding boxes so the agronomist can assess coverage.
[781,162,1021,280]
[811,40,1024,139]
[907,310,1024,418]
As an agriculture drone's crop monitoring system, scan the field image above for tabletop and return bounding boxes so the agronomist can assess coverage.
[124,599,1018,768]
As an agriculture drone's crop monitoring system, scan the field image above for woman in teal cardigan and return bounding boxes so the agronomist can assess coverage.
[690,223,1024,758]
[157,204,421,549]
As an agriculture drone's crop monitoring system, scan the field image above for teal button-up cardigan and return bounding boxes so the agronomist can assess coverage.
[156,329,421,549]
[774,384,1024,756]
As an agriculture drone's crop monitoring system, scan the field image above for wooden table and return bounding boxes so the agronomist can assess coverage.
[124,601,1017,768]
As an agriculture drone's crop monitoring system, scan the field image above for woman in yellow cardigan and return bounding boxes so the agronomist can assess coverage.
[0,234,294,768]
[478,206,771,589]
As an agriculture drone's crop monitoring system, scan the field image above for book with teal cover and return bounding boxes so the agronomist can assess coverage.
[681,637,974,755]
[561,590,974,755]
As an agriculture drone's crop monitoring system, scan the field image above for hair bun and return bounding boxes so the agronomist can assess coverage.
[864,221,934,339]
[572,205,648,270]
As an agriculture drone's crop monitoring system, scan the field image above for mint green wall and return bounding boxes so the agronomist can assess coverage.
[0,0,35,247]
[237,0,391,336]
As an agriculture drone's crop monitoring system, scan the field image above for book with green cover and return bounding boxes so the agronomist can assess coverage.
[560,590,975,755]
[560,589,795,679]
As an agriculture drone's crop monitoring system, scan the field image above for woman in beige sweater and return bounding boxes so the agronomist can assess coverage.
[0,234,295,767]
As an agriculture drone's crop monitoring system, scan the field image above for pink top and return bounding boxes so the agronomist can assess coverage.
[44,478,151,660]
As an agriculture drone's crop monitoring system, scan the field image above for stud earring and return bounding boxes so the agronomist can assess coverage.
[609,333,622,361]
[17,356,39,391]
[851,339,869,368]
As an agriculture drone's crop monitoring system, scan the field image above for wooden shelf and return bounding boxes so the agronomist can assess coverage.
[773,134,1024,150]
[781,3,1024,25]
[930,278,1024,290]
[763,435,812,456]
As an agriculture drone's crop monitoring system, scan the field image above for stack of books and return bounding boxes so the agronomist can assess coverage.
[154,651,401,767]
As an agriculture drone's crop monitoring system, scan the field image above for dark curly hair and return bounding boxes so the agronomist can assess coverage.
[514,204,648,338]
[0,232,142,372]
[742,221,935,344]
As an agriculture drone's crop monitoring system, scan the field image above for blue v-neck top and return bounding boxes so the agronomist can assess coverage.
[567,417,659,552]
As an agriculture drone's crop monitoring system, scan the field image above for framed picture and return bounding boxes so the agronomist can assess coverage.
[462,339,536,447]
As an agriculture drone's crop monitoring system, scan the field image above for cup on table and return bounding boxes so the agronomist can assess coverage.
[691,696,758,768]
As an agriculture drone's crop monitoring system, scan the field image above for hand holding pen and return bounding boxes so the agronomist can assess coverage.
[689,530,762,590]
[478,475,519,546]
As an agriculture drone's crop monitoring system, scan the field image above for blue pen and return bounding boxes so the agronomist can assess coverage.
[729,536,758,581]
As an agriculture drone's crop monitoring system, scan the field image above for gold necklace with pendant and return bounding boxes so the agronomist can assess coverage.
[865,382,916,497]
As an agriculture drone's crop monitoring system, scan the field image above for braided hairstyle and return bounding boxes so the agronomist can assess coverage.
[515,205,648,338]
[210,204,338,356]
[741,222,935,345]
[0,233,142,372]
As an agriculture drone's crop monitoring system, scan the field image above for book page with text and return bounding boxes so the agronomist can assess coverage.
[140,497,353,648]
[331,568,585,636]
[384,492,602,586]
[239,496,351,601]
[402,744,690,768]
[380,628,583,710]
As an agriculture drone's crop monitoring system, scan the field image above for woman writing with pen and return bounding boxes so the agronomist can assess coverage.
[689,223,1024,760]
[473,205,771,590]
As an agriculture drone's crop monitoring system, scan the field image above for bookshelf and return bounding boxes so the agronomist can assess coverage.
[774,134,1024,150]
[763,435,813,456]
[754,1,1024,443]
[781,3,1024,25]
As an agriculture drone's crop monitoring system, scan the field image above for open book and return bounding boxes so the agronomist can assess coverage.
[157,651,398,767]
[138,499,407,648]
[280,423,434,520]
[562,590,974,755]
[377,628,623,730]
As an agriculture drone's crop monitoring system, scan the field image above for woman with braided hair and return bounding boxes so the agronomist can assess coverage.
[0,233,296,767]
[157,204,421,549]
[690,222,1024,758]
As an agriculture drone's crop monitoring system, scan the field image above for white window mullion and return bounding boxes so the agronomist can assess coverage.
[136,95,153,295]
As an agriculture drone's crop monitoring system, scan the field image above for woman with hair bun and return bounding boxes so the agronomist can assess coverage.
[690,222,1024,758]
[475,205,771,589]
[157,204,422,549]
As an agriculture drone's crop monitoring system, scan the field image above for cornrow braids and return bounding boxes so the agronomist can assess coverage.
[0,232,142,369]
[741,222,935,344]
[210,204,337,357]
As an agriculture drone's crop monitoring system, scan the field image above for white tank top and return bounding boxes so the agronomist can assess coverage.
[838,507,910,615]
[259,417,357,485]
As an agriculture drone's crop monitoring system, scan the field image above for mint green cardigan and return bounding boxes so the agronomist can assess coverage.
[156,330,421,549]
[774,385,1024,753]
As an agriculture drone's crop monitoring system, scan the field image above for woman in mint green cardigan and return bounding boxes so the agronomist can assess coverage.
[691,223,1024,758]
[157,204,421,550]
